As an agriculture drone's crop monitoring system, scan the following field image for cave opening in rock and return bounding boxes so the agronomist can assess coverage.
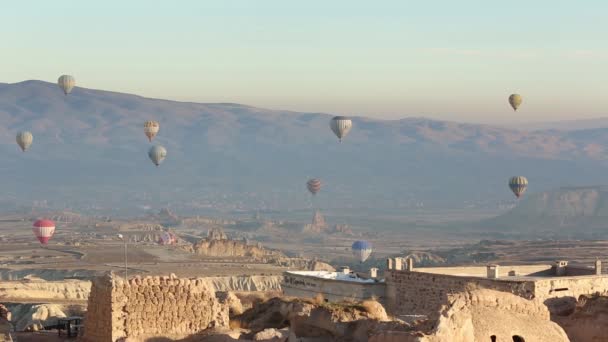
[513,335,525,342]
[490,335,497,342]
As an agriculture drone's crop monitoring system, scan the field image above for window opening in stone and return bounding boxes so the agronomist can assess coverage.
[490,335,497,342]
[513,336,525,342]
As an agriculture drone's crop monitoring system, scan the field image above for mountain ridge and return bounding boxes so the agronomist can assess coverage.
[1,80,608,214]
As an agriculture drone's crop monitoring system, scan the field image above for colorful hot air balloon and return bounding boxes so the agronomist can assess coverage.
[148,145,167,166]
[57,75,76,95]
[16,131,33,152]
[32,219,55,245]
[509,176,528,198]
[159,231,175,245]
[144,121,160,142]
[330,116,353,142]
[352,240,373,263]
[306,179,322,196]
[508,94,522,111]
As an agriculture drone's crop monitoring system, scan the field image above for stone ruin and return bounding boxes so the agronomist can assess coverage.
[82,273,229,341]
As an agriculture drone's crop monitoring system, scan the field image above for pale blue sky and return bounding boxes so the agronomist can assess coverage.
[1,0,607,123]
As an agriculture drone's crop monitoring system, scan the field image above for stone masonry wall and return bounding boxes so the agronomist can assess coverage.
[282,273,385,304]
[385,270,535,318]
[83,273,229,342]
[533,276,608,305]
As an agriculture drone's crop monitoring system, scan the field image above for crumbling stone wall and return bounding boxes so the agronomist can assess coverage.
[533,276,608,305]
[385,270,535,317]
[83,273,229,342]
[283,273,385,303]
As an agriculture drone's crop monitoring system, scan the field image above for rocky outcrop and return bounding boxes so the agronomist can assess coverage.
[216,291,244,316]
[0,268,99,281]
[552,294,608,342]
[302,211,327,234]
[0,304,12,342]
[191,230,284,261]
[157,208,181,226]
[192,239,282,259]
[234,298,411,341]
[416,289,569,342]
[208,228,229,240]
[11,304,68,332]
[0,279,90,301]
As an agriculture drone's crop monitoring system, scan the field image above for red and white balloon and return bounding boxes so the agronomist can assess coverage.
[32,219,55,244]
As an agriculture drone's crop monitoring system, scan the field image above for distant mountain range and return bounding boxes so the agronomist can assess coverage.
[1,80,608,215]
[480,186,608,238]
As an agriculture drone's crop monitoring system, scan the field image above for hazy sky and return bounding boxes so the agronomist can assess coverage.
[2,1,607,123]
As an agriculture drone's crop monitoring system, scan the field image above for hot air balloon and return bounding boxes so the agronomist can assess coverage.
[57,75,76,95]
[148,145,167,166]
[16,131,33,152]
[351,240,372,263]
[509,176,528,198]
[159,231,175,245]
[306,179,322,196]
[508,94,522,111]
[330,116,353,142]
[32,219,55,245]
[144,121,160,142]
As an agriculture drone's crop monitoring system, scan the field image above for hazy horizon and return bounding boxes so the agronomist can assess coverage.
[3,1,607,124]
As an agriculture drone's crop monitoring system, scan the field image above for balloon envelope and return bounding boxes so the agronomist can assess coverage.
[351,240,373,263]
[32,219,55,244]
[57,75,76,95]
[148,145,167,166]
[508,94,522,111]
[330,116,353,142]
[306,179,322,195]
[16,131,33,152]
[509,176,528,198]
[144,121,160,142]
[159,231,175,245]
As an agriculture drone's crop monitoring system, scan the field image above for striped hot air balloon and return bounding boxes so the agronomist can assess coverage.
[352,240,373,263]
[57,75,76,95]
[144,121,160,142]
[306,179,322,196]
[330,116,353,142]
[159,231,176,245]
[509,176,528,198]
[32,219,55,245]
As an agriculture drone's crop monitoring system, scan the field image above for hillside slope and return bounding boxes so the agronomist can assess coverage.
[1,80,608,213]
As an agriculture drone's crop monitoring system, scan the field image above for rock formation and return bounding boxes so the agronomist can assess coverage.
[552,294,608,342]
[302,210,327,234]
[0,304,12,342]
[413,289,569,342]
[208,227,229,241]
[191,228,285,261]
[233,297,411,341]
[12,304,68,332]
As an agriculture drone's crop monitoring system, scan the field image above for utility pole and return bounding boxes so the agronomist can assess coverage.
[117,234,128,279]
